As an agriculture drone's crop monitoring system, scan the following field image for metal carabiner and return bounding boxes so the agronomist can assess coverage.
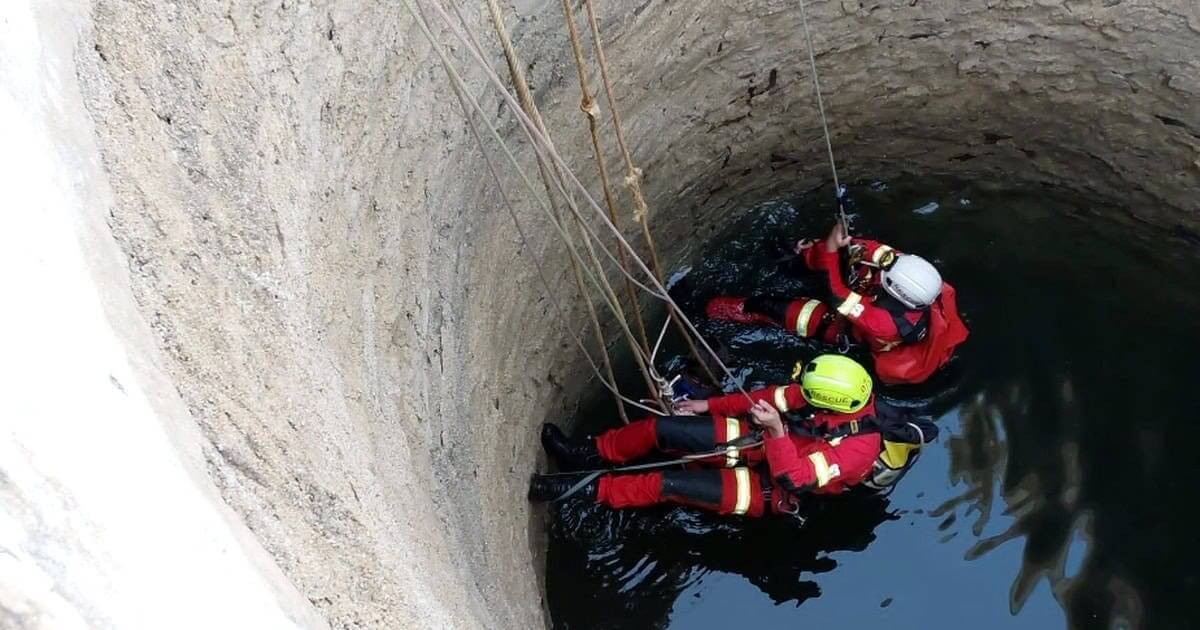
[775,494,807,526]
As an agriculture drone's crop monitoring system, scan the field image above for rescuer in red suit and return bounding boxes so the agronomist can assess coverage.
[528,355,882,517]
[705,222,969,385]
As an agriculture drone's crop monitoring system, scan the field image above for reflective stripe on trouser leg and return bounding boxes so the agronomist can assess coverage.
[733,468,752,514]
[795,299,823,336]
[662,468,764,516]
[724,417,740,467]
[719,467,765,516]
[785,298,828,337]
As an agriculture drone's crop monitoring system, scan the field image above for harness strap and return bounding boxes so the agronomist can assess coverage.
[876,293,930,344]
[784,414,880,440]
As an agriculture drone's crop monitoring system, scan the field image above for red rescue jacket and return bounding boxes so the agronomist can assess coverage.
[802,237,896,293]
[707,384,881,495]
[806,242,969,385]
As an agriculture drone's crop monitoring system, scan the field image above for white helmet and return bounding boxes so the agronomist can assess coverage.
[881,254,942,309]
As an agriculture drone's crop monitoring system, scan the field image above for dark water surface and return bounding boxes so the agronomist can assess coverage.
[544,179,1200,630]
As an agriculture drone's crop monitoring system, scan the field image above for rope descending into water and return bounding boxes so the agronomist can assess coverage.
[552,0,664,408]
[579,0,722,389]
[482,0,645,420]
[414,0,665,418]
[411,0,756,404]
[796,0,850,231]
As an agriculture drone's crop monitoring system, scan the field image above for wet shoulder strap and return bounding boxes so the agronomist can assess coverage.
[784,415,881,440]
[875,293,930,344]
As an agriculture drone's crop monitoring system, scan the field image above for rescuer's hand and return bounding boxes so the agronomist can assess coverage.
[824,221,852,253]
[749,401,786,438]
[675,399,709,415]
[794,238,816,254]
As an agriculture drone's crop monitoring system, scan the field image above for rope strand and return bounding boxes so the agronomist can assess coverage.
[469,2,662,409]
[481,0,632,421]
[797,0,841,196]
[555,0,655,362]
[419,3,664,418]
[580,0,722,388]
[419,0,753,402]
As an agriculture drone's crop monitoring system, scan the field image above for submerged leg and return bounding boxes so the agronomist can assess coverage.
[706,295,844,344]
[773,298,846,342]
[704,296,781,326]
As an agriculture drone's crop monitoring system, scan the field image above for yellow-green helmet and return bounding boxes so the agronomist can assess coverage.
[795,354,873,413]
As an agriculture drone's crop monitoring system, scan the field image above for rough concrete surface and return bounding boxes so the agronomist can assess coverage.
[2,0,1197,628]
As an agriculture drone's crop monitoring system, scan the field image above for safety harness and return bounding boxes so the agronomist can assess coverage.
[784,403,938,494]
[875,293,931,346]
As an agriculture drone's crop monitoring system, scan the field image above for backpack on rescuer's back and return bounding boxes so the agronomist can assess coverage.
[785,397,938,493]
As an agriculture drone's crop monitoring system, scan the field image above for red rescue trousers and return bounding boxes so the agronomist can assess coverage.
[591,416,792,517]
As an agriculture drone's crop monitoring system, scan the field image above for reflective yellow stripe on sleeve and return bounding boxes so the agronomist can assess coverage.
[733,467,752,515]
[808,452,833,487]
[773,386,790,413]
[836,292,863,317]
[795,299,822,336]
[872,245,896,266]
[725,417,741,467]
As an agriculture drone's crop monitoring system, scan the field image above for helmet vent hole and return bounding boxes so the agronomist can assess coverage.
[805,363,817,373]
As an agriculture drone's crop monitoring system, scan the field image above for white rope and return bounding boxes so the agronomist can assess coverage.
[446,1,665,392]
[796,0,841,197]
[418,4,664,417]
[650,317,671,365]
[415,0,753,401]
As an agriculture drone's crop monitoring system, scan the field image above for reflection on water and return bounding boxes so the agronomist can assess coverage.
[546,179,1200,630]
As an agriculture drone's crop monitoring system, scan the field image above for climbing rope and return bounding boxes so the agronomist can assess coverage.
[579,0,722,388]
[412,4,642,408]
[473,2,663,412]
[554,0,655,363]
[443,2,661,301]
[481,0,634,422]
[796,0,851,231]
[434,0,747,393]
[424,0,686,418]
[413,0,755,404]
[415,2,665,419]
[481,0,716,406]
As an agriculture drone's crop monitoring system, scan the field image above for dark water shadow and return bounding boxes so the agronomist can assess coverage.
[546,178,1200,630]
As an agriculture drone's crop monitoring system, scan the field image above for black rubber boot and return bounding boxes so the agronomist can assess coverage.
[528,473,599,502]
[540,423,603,471]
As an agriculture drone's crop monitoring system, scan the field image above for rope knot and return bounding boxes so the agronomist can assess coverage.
[621,168,649,221]
[580,97,600,119]
[622,167,643,187]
